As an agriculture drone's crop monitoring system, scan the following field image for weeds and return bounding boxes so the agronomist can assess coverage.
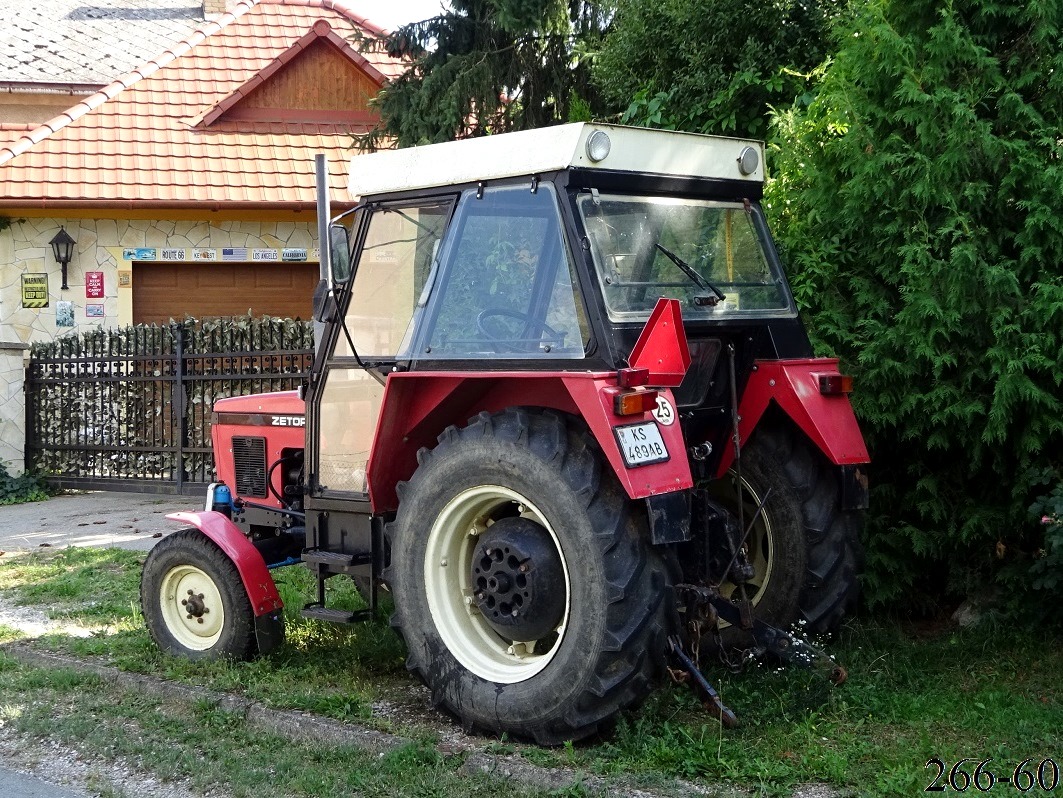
[0,463,51,505]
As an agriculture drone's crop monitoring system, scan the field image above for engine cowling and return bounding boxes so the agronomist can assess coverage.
[211,391,305,508]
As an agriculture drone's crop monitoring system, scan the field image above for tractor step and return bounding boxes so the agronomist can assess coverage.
[301,549,372,573]
[300,605,372,625]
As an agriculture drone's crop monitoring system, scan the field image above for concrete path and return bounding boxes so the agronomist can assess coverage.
[0,765,89,798]
[0,491,195,553]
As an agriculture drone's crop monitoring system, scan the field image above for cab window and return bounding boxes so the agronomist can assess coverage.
[334,200,451,359]
[419,185,588,358]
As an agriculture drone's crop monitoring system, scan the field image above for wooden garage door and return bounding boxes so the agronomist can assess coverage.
[133,262,318,324]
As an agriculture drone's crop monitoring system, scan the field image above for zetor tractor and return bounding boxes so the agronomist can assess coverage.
[141,123,869,743]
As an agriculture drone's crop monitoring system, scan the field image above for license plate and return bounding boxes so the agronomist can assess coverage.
[614,422,670,468]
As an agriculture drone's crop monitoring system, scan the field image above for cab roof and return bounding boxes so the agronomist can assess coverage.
[346,123,764,200]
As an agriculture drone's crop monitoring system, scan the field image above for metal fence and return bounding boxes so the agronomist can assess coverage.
[25,317,314,494]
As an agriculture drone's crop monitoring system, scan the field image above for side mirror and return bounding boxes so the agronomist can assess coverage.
[312,278,336,324]
[329,223,352,284]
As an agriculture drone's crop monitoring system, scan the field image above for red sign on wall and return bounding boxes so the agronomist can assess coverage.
[86,271,104,298]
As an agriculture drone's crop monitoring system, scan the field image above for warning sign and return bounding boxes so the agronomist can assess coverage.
[22,273,48,308]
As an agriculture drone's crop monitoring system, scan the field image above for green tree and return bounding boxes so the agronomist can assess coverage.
[358,0,609,148]
[594,0,843,138]
[768,0,1063,611]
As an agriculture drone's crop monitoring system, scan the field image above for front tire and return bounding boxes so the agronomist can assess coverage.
[141,529,257,660]
[385,409,672,744]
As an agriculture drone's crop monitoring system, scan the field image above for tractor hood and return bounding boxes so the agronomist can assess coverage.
[212,390,305,420]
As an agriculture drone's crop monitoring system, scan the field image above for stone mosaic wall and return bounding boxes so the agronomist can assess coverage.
[0,215,317,469]
[0,343,27,473]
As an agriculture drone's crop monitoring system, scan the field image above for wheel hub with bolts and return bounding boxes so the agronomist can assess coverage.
[470,516,565,641]
[181,589,210,623]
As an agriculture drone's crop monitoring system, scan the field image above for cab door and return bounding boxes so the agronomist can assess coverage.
[312,199,452,497]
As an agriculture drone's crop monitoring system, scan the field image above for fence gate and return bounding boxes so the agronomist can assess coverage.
[25,318,314,494]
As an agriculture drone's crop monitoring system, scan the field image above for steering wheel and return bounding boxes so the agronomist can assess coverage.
[475,308,567,353]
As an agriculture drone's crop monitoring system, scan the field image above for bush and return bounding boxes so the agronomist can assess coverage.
[767,0,1063,615]
[1029,476,1063,593]
[0,462,51,505]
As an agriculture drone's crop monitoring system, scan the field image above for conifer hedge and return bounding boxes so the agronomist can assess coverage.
[768,0,1063,613]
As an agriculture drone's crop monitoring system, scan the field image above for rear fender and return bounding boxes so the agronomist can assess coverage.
[367,372,693,514]
[714,359,870,478]
[166,511,285,654]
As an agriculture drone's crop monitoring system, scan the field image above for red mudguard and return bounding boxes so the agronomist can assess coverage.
[715,358,870,477]
[166,511,283,617]
[367,372,694,514]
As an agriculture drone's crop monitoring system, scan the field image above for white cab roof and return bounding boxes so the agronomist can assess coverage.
[347,123,764,199]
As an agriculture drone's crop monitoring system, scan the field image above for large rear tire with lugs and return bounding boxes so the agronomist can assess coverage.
[384,409,672,745]
[706,423,863,642]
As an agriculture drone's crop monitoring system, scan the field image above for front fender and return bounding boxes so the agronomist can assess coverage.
[715,359,870,477]
[166,511,283,617]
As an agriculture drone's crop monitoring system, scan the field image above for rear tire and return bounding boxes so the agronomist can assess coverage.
[384,409,672,744]
[707,424,862,640]
[141,529,257,660]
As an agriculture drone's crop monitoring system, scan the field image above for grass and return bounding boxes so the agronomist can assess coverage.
[0,651,545,798]
[0,546,144,623]
[1,547,1061,797]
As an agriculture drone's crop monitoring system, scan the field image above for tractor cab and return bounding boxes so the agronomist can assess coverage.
[314,124,812,495]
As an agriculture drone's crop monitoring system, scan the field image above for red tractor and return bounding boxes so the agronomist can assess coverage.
[141,124,868,743]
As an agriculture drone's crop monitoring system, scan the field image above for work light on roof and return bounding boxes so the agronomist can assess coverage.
[585,130,611,162]
[737,146,759,176]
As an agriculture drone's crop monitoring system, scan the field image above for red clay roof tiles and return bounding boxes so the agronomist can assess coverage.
[0,0,404,210]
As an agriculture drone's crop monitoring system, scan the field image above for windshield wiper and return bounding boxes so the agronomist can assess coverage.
[655,243,727,307]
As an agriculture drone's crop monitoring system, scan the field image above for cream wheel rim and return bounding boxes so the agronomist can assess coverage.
[709,473,774,606]
[423,485,571,684]
[159,564,225,650]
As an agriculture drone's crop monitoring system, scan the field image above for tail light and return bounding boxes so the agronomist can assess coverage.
[818,374,853,395]
[616,367,650,387]
[614,388,660,416]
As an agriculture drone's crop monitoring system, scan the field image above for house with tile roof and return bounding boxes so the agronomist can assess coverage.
[0,0,405,469]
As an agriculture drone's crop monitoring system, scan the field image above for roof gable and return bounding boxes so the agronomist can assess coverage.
[195,20,384,127]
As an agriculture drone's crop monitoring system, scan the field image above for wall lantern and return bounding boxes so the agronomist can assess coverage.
[49,226,76,290]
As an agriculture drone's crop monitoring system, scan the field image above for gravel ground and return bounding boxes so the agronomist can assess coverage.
[0,728,223,798]
[0,604,94,638]
[0,492,191,554]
